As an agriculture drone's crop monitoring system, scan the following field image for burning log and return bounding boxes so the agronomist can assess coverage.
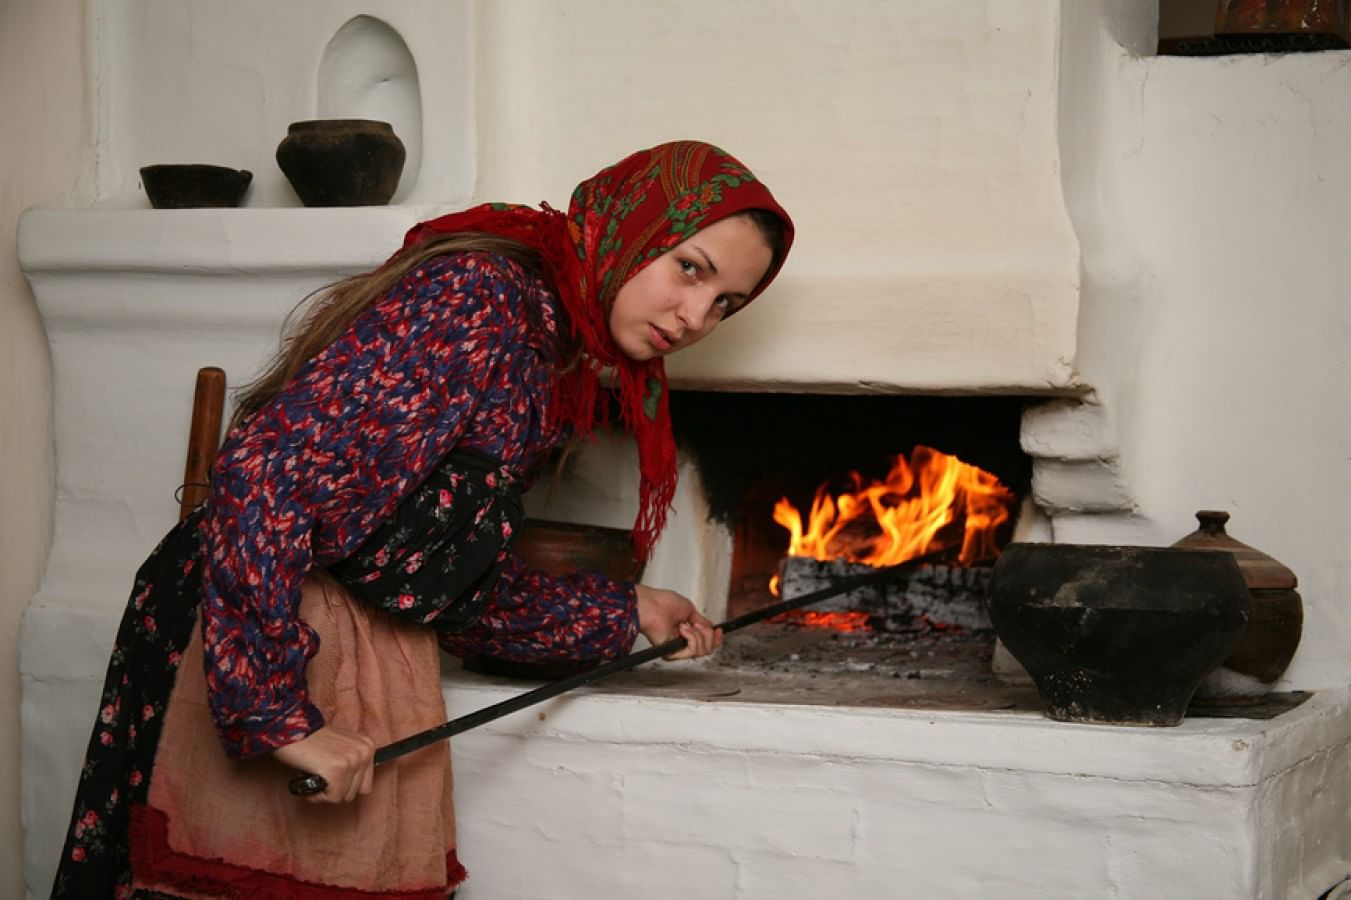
[764,445,1010,635]
[777,556,993,633]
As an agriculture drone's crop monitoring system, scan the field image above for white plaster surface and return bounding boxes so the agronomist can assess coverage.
[83,0,1088,393]
[94,0,473,209]
[1022,398,1122,461]
[472,1,1082,394]
[1030,458,1137,514]
[440,675,1351,900]
[1056,1,1351,689]
[84,0,1092,393]
[317,15,424,202]
[1,3,95,897]
[1115,49,1351,690]
[17,0,1351,896]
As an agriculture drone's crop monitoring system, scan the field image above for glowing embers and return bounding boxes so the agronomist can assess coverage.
[768,447,1015,633]
[771,609,873,632]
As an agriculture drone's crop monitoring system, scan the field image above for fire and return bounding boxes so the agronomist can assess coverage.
[772,446,1013,580]
[773,610,872,632]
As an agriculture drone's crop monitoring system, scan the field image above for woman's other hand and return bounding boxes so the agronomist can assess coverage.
[272,725,376,804]
[635,585,724,660]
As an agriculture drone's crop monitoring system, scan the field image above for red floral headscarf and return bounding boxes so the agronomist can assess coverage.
[403,141,795,561]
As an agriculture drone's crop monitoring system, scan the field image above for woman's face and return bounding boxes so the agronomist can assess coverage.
[609,214,774,362]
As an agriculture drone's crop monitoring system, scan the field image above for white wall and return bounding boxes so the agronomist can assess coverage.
[81,0,1085,394]
[1,1,94,895]
[95,0,475,209]
[1121,48,1351,689]
[14,0,1351,895]
[474,0,1082,393]
[1058,1,1351,687]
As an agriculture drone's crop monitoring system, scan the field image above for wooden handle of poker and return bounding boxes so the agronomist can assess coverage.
[179,367,226,521]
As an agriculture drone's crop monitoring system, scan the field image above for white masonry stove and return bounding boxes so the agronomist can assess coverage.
[18,2,1351,898]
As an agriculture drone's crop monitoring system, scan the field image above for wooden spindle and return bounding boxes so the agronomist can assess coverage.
[179,367,226,521]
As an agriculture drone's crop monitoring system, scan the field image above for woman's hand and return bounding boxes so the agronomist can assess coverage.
[635,585,723,660]
[272,725,376,804]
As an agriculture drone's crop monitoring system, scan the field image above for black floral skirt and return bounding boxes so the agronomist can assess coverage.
[52,509,205,899]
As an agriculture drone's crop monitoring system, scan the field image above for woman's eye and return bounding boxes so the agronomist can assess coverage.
[713,296,732,313]
[679,259,698,278]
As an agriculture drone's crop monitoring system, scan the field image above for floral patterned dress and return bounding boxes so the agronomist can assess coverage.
[53,252,641,899]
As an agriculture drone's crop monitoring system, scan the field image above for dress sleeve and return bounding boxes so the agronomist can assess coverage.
[436,553,641,663]
[201,254,535,758]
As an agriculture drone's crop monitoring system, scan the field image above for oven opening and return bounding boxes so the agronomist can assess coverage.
[671,391,1035,705]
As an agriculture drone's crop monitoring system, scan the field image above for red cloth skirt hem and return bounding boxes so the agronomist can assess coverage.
[130,803,466,899]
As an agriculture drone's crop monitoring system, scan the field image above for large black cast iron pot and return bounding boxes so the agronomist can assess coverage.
[989,543,1250,726]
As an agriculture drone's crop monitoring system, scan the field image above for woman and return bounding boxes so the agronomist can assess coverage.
[53,140,794,898]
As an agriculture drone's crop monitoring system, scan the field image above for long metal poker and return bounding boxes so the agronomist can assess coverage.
[289,548,949,796]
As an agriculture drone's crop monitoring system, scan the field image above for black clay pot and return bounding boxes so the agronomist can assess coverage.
[140,164,252,209]
[275,119,406,207]
[989,543,1250,726]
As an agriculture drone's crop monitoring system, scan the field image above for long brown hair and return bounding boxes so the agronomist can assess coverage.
[230,233,560,431]
[230,209,786,432]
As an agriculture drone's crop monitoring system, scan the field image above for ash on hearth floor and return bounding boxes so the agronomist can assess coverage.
[558,625,1313,721]
[716,620,997,681]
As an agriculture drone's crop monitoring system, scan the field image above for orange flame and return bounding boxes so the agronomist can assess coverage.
[772,447,1013,579]
[769,609,873,631]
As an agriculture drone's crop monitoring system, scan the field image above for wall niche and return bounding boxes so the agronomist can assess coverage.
[317,15,423,202]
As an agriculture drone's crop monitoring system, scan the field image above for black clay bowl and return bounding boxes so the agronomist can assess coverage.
[989,543,1249,726]
[140,164,252,209]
